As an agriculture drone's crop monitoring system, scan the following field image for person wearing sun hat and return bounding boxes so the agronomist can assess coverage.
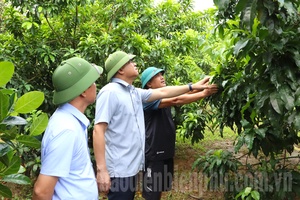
[140,66,218,200]
[33,57,103,200]
[93,50,217,200]
[104,50,136,82]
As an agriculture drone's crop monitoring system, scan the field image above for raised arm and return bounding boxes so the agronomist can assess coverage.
[158,85,218,108]
[147,77,217,102]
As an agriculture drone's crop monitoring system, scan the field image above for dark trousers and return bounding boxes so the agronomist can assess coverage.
[108,175,138,200]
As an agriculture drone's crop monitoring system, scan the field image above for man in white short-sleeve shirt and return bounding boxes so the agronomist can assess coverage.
[33,57,103,200]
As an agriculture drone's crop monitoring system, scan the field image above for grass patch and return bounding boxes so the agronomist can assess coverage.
[176,126,237,150]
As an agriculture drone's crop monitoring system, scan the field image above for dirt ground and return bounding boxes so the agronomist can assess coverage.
[3,138,300,200]
[157,139,300,200]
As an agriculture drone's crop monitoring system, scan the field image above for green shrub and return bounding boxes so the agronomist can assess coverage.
[0,61,48,198]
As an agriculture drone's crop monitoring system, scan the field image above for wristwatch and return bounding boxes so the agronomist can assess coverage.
[188,83,193,91]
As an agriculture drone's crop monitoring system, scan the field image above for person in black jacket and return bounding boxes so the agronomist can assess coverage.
[141,66,218,200]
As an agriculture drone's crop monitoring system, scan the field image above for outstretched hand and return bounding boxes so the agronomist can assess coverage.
[202,83,218,97]
[198,76,210,85]
[192,76,218,92]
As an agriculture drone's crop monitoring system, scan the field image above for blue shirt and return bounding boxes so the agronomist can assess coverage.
[95,78,152,177]
[40,103,98,200]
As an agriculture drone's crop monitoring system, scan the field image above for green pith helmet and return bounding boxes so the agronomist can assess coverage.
[105,51,136,82]
[52,57,103,105]
[141,66,165,88]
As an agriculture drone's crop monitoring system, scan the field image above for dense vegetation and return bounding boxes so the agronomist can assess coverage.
[0,0,299,199]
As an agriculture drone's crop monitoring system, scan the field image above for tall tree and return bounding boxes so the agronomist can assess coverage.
[196,0,300,198]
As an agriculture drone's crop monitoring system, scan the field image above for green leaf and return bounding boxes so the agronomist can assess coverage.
[241,0,257,31]
[216,158,222,166]
[295,88,300,106]
[243,186,252,196]
[18,165,26,174]
[279,86,294,110]
[256,92,268,109]
[294,113,300,130]
[251,17,260,37]
[235,0,248,14]
[244,131,254,149]
[0,89,15,95]
[283,1,297,16]
[251,190,260,200]
[0,156,21,176]
[0,91,9,122]
[234,39,249,56]
[2,174,31,185]
[286,68,296,82]
[254,128,266,138]
[294,51,300,67]
[0,184,12,198]
[0,126,18,141]
[0,143,10,157]
[278,0,284,7]
[30,112,48,136]
[235,191,243,199]
[0,154,10,167]
[21,21,32,30]
[0,61,14,87]
[14,91,44,114]
[16,135,41,148]
[213,0,230,10]
[2,116,27,126]
[270,92,283,114]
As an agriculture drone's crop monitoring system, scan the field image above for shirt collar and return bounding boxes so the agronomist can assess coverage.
[59,103,90,130]
[111,78,136,91]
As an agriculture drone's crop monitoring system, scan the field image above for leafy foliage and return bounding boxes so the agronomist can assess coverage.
[0,61,48,198]
[193,149,240,182]
[2,0,300,199]
[235,187,260,200]
[0,0,215,141]
[209,0,300,157]
[192,0,300,199]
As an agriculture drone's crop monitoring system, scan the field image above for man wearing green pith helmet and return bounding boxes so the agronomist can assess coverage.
[141,66,218,200]
[33,57,103,200]
[93,50,217,200]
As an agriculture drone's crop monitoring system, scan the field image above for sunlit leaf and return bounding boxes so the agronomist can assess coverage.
[0,91,9,122]
[14,91,44,114]
[0,62,14,87]
[30,112,48,136]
